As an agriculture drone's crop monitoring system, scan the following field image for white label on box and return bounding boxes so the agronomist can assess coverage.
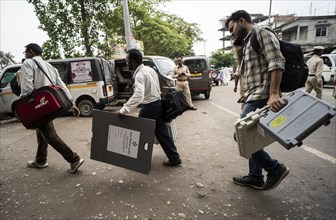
[107,125,140,159]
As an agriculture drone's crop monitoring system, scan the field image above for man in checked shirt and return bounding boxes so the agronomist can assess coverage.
[226,10,289,190]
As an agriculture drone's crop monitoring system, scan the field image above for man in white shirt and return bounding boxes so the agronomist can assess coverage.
[119,49,182,166]
[20,43,84,173]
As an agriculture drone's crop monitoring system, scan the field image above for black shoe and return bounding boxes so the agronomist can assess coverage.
[232,175,264,190]
[189,107,197,110]
[163,158,182,166]
[263,163,289,190]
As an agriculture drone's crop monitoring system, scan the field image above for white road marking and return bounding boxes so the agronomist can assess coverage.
[211,102,240,117]
[211,102,336,165]
[301,145,336,165]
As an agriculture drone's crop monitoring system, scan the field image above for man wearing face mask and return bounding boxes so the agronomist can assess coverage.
[226,10,289,190]
[118,49,182,166]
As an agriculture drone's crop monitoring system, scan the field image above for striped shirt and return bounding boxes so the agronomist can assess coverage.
[242,26,285,102]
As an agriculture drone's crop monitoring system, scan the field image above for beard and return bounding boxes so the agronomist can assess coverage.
[235,26,248,45]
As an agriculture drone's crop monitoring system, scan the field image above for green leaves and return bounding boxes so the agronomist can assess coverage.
[211,49,238,69]
[28,0,202,59]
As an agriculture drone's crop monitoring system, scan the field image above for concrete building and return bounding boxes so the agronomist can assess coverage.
[274,15,336,53]
[218,14,336,53]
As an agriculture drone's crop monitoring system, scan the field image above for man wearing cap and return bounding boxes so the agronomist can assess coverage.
[173,57,197,110]
[305,46,324,99]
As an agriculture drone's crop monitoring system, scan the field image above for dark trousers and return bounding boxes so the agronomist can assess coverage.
[139,100,180,161]
[241,99,279,180]
[35,121,79,164]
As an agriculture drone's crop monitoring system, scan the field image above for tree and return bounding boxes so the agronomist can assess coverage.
[0,51,16,70]
[28,0,203,59]
[210,49,237,69]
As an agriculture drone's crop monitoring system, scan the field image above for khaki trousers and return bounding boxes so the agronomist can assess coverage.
[176,81,193,107]
[305,76,323,99]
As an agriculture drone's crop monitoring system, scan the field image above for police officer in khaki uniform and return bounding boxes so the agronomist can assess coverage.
[305,46,324,99]
[173,57,197,110]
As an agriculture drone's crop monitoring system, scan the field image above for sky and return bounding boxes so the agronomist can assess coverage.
[1,0,335,62]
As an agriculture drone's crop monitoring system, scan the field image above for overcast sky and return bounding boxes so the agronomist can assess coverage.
[1,0,335,62]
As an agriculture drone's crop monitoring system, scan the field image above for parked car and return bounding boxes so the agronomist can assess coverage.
[182,56,212,99]
[0,64,21,118]
[110,55,176,100]
[321,54,335,85]
[0,57,115,117]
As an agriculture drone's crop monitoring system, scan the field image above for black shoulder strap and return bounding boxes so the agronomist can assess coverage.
[251,27,278,55]
[250,29,261,54]
[32,59,55,86]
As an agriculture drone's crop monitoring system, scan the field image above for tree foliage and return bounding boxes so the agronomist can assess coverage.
[211,49,237,69]
[28,0,203,59]
[0,51,16,70]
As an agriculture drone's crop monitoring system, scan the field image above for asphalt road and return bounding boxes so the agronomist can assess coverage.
[0,82,335,220]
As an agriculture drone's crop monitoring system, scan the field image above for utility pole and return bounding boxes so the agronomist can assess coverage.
[122,0,133,51]
[268,0,272,26]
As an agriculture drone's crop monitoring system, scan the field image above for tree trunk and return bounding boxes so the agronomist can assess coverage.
[80,0,93,56]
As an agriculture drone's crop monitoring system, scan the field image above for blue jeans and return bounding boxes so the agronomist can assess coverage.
[241,99,279,180]
[139,100,180,162]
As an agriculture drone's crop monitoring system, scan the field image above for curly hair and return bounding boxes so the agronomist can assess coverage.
[225,10,252,29]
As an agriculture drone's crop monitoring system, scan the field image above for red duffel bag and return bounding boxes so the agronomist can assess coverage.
[14,85,73,129]
[14,59,73,129]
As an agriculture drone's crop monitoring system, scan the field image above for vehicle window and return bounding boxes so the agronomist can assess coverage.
[0,68,20,88]
[322,57,332,67]
[51,63,68,82]
[184,59,206,71]
[70,61,94,83]
[153,58,175,76]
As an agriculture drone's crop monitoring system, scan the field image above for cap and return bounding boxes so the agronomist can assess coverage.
[314,46,324,50]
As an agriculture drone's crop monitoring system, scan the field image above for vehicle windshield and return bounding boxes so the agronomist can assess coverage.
[331,54,336,64]
[154,58,176,77]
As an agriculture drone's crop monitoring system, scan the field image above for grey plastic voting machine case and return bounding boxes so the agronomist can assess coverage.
[259,90,336,150]
[234,107,276,159]
[91,110,156,175]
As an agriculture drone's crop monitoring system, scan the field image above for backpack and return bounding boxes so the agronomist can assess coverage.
[250,27,308,92]
[161,89,189,122]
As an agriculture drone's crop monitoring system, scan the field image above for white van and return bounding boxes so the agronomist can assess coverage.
[0,64,21,117]
[0,57,114,118]
[321,54,336,85]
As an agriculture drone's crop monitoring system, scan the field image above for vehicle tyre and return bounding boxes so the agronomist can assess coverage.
[215,81,219,86]
[204,90,210,99]
[78,99,95,117]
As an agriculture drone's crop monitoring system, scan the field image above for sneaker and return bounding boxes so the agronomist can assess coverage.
[27,161,48,169]
[163,158,182,167]
[68,159,84,173]
[232,175,264,190]
[263,163,290,190]
[189,107,197,110]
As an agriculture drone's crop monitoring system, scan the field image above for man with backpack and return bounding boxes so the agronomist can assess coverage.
[225,10,289,190]
[305,46,324,99]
